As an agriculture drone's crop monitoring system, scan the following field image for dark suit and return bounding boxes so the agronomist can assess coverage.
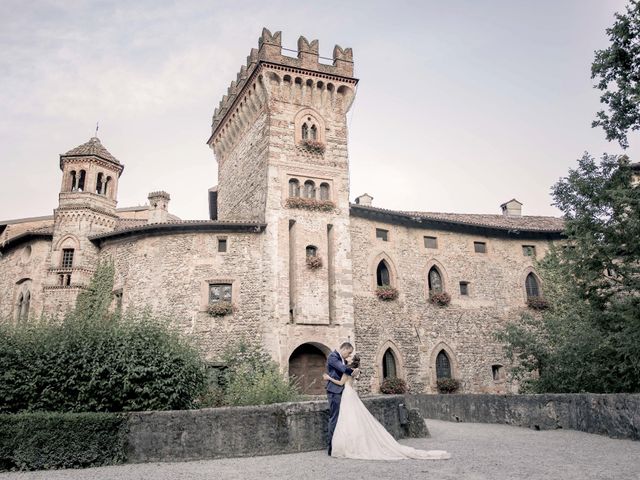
[326,350,353,454]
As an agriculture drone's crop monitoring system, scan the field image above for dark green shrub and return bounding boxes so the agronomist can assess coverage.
[0,262,207,414]
[216,341,300,406]
[0,412,126,471]
[437,378,461,393]
[380,377,407,394]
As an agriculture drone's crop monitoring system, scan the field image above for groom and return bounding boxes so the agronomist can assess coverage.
[325,341,359,456]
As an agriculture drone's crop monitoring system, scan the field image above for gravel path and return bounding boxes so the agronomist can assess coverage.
[1,420,638,480]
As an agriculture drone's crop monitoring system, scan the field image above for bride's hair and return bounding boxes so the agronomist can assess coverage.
[348,354,361,369]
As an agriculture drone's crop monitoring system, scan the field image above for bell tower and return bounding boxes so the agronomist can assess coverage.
[45,137,123,297]
[207,28,358,363]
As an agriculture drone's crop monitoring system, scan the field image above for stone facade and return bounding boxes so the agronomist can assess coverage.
[0,29,564,395]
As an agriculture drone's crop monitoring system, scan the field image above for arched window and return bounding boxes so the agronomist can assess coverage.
[306,245,317,257]
[382,348,397,379]
[104,176,111,197]
[77,170,86,192]
[18,291,30,321]
[310,124,317,140]
[301,123,309,140]
[319,183,330,201]
[70,170,77,191]
[303,180,315,199]
[376,261,391,287]
[288,178,300,197]
[436,350,451,379]
[428,266,443,294]
[525,273,540,299]
[96,172,104,194]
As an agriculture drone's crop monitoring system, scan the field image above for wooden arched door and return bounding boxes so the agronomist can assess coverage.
[289,343,327,395]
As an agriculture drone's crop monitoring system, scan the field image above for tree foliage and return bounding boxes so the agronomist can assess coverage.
[0,262,207,413]
[592,1,640,148]
[497,153,640,393]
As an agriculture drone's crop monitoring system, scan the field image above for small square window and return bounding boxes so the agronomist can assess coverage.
[474,241,487,253]
[218,238,227,253]
[459,282,469,296]
[209,283,232,304]
[522,245,536,257]
[424,236,438,249]
[376,228,389,241]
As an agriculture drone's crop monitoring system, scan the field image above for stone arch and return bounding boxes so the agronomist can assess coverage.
[423,258,450,299]
[372,340,405,392]
[267,71,281,84]
[15,278,32,321]
[370,251,399,291]
[520,266,543,301]
[428,341,459,390]
[54,234,80,251]
[288,342,330,395]
[293,108,326,144]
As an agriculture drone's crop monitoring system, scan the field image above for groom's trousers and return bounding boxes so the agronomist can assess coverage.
[327,392,342,453]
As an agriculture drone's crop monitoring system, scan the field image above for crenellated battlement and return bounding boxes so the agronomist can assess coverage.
[209,28,355,139]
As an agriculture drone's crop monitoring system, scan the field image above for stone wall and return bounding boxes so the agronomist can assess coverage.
[350,215,554,394]
[125,396,422,462]
[99,230,265,361]
[406,394,640,440]
[0,238,52,319]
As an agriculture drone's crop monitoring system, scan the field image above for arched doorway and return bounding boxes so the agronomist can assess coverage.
[288,343,328,395]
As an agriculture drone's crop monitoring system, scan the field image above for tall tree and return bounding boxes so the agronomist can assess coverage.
[497,153,640,393]
[592,1,640,148]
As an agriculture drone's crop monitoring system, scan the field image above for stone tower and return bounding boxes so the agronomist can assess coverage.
[44,137,123,309]
[207,29,358,374]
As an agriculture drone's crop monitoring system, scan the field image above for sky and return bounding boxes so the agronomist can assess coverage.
[1,0,637,221]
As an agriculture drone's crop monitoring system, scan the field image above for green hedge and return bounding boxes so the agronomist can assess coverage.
[0,412,126,471]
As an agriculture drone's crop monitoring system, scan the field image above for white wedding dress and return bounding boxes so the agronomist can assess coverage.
[331,377,451,460]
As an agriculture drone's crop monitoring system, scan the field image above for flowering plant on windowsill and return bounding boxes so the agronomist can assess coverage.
[380,377,407,394]
[306,255,323,269]
[526,296,549,310]
[207,301,235,317]
[429,292,451,307]
[376,285,398,301]
[285,197,335,212]
[300,139,325,154]
[436,378,461,394]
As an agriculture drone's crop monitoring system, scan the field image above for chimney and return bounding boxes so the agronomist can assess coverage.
[500,199,522,217]
[147,191,171,224]
[355,193,373,207]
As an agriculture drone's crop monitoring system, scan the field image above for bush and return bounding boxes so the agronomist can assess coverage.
[0,313,207,413]
[216,341,300,406]
[380,377,407,394]
[306,255,323,269]
[429,292,451,307]
[0,262,207,414]
[0,412,126,471]
[437,378,461,393]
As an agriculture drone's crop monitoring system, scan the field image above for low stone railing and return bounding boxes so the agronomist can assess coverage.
[125,396,425,463]
[406,393,640,440]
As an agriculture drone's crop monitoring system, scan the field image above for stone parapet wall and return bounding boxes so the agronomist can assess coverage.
[125,396,422,463]
[406,393,640,440]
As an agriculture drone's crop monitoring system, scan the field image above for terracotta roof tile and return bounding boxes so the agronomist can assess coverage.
[351,204,564,233]
[62,137,119,164]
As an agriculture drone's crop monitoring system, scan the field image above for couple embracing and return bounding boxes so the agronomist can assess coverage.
[324,342,451,460]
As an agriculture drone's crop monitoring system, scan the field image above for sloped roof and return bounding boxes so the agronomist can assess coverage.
[61,137,120,164]
[89,220,267,245]
[351,204,564,234]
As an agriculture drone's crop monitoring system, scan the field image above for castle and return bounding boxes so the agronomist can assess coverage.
[0,29,564,395]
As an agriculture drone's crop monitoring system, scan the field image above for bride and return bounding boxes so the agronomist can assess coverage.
[323,354,451,461]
